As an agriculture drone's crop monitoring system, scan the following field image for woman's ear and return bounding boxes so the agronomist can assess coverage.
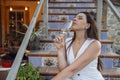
[86,23,90,29]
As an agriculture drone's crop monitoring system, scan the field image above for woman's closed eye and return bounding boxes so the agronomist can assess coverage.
[78,17,83,20]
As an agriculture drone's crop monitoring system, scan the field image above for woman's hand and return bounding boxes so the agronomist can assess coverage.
[54,34,67,71]
[53,34,66,50]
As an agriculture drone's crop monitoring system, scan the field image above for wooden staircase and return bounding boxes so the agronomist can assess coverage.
[26,50,120,78]
[27,0,120,79]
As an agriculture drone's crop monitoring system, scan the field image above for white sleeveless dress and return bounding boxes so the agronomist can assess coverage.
[66,38,104,80]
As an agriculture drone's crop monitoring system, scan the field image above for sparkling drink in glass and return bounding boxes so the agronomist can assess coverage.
[61,21,72,35]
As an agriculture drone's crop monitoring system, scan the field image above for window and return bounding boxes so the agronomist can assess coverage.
[8,6,29,45]
[9,11,25,37]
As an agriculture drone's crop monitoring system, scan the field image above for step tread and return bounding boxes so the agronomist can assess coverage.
[100,40,114,44]
[49,7,97,9]
[101,29,108,32]
[40,67,58,76]
[49,1,96,3]
[40,67,120,78]
[39,39,114,44]
[48,28,107,32]
[26,51,120,58]
[101,67,120,78]
[100,53,120,58]
[48,13,78,15]
[26,51,57,57]
[40,20,66,22]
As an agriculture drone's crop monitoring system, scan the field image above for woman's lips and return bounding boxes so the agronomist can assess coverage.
[72,21,76,26]
[72,21,76,24]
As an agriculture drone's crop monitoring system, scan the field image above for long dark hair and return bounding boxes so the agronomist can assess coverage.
[67,12,103,71]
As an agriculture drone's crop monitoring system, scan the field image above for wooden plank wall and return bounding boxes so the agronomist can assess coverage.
[0,4,2,47]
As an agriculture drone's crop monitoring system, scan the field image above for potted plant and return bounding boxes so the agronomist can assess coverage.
[16,63,45,80]
[16,22,48,50]
[1,54,13,68]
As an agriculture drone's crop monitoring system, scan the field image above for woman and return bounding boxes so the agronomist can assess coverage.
[52,12,104,80]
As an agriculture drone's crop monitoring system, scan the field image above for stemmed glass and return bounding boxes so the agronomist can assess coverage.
[61,20,72,35]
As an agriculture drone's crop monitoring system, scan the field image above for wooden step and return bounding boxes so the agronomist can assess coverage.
[26,51,58,57]
[48,28,61,32]
[100,53,120,58]
[101,67,120,78]
[48,28,106,32]
[101,29,108,32]
[26,51,120,58]
[40,67,120,78]
[39,39,54,43]
[39,39,114,44]
[40,20,66,23]
[48,13,77,15]
[100,40,114,44]
[49,1,96,4]
[40,67,58,76]
[48,12,97,15]
[49,7,97,9]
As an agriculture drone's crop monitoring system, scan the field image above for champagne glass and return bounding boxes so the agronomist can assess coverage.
[61,20,72,35]
[53,21,72,43]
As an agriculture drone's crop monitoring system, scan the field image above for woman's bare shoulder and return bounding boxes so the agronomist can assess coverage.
[90,39,101,49]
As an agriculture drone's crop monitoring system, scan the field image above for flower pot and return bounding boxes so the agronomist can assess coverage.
[1,61,12,68]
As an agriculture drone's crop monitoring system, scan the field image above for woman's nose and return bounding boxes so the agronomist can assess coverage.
[73,18,76,21]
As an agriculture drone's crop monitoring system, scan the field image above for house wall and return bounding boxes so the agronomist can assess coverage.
[1,0,44,47]
[4,0,43,21]
[0,5,2,47]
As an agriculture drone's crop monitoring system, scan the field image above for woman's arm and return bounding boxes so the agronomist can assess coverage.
[54,34,68,71]
[52,40,101,80]
[57,48,68,70]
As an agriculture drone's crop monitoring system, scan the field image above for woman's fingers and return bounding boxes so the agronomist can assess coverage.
[54,34,64,43]
[53,34,65,49]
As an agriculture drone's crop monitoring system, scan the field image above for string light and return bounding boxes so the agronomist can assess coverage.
[37,1,40,4]
[10,7,13,11]
[25,6,28,11]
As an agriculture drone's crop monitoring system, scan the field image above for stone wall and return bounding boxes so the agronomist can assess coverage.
[107,6,120,68]
[107,6,120,53]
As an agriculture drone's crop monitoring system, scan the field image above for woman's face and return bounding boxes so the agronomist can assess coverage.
[71,13,89,31]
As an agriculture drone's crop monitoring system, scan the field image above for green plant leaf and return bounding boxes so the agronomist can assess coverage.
[17,63,45,80]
